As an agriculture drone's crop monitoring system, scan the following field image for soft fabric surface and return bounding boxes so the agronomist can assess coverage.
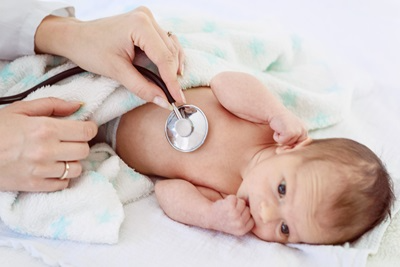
[0,55,153,244]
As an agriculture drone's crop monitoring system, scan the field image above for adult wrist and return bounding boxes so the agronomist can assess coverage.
[34,15,80,58]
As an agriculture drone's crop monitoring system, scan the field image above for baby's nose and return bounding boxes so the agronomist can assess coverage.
[259,201,280,223]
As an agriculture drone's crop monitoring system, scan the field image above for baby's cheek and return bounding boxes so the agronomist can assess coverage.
[259,201,269,223]
[251,223,278,242]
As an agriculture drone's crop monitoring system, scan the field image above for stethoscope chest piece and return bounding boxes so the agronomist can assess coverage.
[165,104,208,152]
[133,65,208,152]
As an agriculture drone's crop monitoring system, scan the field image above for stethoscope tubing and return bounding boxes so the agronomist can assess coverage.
[0,66,85,104]
[0,64,176,105]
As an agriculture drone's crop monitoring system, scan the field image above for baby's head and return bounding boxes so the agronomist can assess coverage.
[296,138,395,244]
[242,137,394,245]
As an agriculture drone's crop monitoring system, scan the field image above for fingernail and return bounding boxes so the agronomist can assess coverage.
[180,64,185,76]
[153,96,171,110]
[180,90,186,104]
[70,101,85,107]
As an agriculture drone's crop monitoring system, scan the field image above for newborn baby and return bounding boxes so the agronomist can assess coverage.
[107,71,394,244]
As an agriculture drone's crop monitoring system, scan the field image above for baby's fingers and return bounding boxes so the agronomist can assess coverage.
[234,197,254,234]
[273,131,295,145]
[273,127,308,146]
[240,205,255,233]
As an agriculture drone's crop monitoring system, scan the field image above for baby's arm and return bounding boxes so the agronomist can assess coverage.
[155,179,254,236]
[210,72,307,145]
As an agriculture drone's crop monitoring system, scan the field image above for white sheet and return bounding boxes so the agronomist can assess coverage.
[1,0,399,266]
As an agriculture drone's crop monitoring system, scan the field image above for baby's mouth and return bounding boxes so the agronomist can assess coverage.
[236,190,249,205]
[244,196,250,206]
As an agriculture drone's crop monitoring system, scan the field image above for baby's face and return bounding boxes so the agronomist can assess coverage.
[237,152,339,244]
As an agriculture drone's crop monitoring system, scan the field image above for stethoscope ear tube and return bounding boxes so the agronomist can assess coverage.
[0,64,174,105]
[0,66,85,105]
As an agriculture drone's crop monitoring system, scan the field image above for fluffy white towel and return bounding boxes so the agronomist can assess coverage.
[0,17,356,244]
[160,17,356,130]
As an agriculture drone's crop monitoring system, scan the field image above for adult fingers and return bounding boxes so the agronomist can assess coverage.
[33,161,82,180]
[131,12,183,104]
[143,7,185,78]
[55,161,81,179]
[24,178,71,192]
[54,142,91,161]
[136,6,181,72]
[113,59,172,109]
[169,34,185,75]
[10,97,82,117]
[154,56,184,105]
[55,119,98,142]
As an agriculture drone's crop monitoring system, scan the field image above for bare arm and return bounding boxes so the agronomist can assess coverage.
[155,179,254,236]
[210,71,307,145]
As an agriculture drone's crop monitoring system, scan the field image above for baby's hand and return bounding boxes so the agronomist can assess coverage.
[269,112,308,146]
[210,195,254,236]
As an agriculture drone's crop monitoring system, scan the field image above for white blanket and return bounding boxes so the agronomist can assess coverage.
[0,55,154,244]
[1,15,397,265]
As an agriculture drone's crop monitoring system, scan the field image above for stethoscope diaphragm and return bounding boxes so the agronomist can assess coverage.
[165,104,208,152]
[134,65,208,152]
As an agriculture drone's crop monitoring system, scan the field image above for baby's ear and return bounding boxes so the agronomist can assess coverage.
[275,137,313,154]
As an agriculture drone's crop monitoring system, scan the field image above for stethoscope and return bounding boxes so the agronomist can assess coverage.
[0,64,208,152]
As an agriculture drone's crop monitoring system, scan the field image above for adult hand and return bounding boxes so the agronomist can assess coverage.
[35,6,185,109]
[0,98,97,192]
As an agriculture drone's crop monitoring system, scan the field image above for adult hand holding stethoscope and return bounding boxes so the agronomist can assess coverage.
[0,6,185,192]
[35,6,186,109]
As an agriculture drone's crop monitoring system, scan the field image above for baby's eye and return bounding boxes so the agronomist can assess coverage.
[281,222,290,236]
[278,180,286,197]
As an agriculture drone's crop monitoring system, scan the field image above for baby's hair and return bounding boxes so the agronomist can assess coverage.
[300,138,395,244]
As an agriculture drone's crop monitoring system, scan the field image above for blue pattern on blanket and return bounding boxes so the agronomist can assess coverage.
[281,89,298,107]
[51,216,71,239]
[97,209,117,224]
[0,64,14,82]
[159,18,354,130]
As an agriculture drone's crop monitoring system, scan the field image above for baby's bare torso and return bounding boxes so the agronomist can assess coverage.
[116,87,275,195]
